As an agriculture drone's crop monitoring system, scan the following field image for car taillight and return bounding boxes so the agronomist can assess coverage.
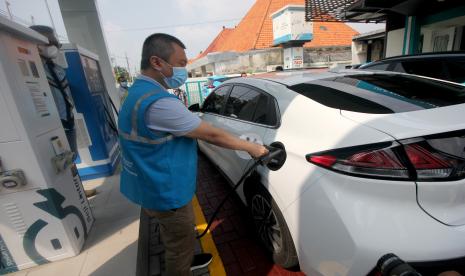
[404,142,461,180]
[207,85,215,89]
[306,142,410,180]
[306,131,465,181]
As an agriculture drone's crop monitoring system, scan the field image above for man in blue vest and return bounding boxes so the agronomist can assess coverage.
[118,33,268,276]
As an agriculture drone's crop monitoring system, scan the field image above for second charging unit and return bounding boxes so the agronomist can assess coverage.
[63,45,120,180]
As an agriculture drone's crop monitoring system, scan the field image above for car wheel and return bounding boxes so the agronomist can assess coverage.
[246,183,299,269]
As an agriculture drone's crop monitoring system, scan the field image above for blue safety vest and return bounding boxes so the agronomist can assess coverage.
[118,78,198,211]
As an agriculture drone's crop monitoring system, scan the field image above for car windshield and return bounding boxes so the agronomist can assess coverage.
[290,74,465,114]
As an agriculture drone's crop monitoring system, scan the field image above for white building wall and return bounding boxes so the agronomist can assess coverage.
[351,41,367,65]
[385,28,405,57]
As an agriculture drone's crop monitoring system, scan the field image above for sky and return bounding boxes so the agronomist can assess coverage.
[1,0,385,75]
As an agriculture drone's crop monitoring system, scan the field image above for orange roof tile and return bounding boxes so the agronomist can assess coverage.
[192,0,359,61]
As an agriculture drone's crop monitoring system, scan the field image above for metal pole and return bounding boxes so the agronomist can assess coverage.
[186,83,191,105]
[5,0,12,20]
[125,52,131,79]
[44,0,57,31]
[197,82,203,103]
[30,15,35,25]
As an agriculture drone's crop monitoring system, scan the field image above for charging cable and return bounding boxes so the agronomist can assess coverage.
[196,145,283,239]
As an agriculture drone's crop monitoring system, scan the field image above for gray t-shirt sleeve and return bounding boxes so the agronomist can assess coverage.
[145,97,201,137]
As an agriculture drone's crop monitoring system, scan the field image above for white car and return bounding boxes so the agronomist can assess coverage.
[196,69,465,276]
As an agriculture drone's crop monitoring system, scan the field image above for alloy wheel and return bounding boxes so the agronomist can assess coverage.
[251,194,283,253]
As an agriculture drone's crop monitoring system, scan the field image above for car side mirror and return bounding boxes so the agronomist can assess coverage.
[188,103,200,112]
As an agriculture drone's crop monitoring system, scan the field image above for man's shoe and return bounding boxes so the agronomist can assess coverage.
[190,253,213,271]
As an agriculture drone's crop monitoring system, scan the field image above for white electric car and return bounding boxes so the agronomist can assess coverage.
[196,70,465,276]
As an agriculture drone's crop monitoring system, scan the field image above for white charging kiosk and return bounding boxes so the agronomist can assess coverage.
[0,16,94,273]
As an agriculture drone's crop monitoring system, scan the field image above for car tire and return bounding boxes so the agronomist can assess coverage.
[246,181,299,269]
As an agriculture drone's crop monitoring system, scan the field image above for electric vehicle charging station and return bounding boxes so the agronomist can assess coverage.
[62,44,120,181]
[0,17,94,274]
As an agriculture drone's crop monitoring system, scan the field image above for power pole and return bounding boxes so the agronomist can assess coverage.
[30,15,35,25]
[5,0,12,20]
[125,52,131,79]
[44,0,56,31]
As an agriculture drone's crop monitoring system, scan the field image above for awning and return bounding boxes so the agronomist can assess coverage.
[352,29,385,41]
[305,0,387,23]
[305,0,465,23]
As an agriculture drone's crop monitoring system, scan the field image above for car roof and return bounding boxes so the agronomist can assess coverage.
[209,75,228,80]
[362,51,465,66]
[231,69,384,86]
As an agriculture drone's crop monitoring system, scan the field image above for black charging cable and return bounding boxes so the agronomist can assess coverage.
[196,146,283,239]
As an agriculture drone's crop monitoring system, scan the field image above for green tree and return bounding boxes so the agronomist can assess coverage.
[113,66,131,82]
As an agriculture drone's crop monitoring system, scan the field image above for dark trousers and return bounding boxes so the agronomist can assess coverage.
[144,201,195,276]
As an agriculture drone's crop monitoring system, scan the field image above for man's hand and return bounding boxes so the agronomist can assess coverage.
[247,143,269,159]
[186,121,269,158]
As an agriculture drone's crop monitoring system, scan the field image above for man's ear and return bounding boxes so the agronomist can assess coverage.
[149,56,163,71]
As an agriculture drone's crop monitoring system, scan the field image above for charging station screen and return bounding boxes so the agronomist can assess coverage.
[80,55,105,94]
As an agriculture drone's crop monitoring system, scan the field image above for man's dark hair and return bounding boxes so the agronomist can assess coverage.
[140,33,185,70]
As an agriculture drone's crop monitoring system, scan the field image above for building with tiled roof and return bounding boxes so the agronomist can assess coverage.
[188,0,359,76]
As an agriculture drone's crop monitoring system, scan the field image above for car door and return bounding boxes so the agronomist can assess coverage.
[198,85,232,169]
[218,84,279,185]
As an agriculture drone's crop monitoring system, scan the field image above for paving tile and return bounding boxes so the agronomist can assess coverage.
[233,248,256,272]
[212,231,239,245]
[224,263,243,276]
[215,243,237,265]
[207,197,221,208]
[219,217,234,233]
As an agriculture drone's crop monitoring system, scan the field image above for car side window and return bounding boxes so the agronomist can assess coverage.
[253,94,278,126]
[201,85,230,114]
[224,86,261,121]
[224,85,278,126]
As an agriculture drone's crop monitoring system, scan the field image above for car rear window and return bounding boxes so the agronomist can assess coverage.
[290,74,465,114]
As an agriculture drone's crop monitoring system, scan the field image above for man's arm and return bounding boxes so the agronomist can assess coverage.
[185,121,268,158]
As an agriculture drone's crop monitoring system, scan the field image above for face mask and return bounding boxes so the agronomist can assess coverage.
[38,45,59,59]
[156,59,188,89]
[120,81,128,87]
[164,67,188,88]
